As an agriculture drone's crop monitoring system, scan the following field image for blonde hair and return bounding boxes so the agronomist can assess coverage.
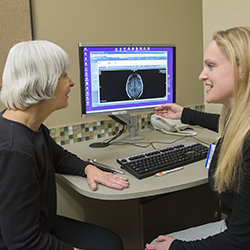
[1,40,70,110]
[213,27,250,193]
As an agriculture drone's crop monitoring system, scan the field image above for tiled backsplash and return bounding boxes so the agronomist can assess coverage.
[49,105,205,146]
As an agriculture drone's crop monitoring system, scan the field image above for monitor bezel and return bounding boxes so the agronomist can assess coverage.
[78,43,176,117]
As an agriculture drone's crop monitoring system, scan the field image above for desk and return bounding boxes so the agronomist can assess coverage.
[57,127,221,250]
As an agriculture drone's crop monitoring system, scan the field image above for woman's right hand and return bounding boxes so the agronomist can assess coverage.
[154,103,184,120]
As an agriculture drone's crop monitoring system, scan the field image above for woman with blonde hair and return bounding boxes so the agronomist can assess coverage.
[145,26,250,250]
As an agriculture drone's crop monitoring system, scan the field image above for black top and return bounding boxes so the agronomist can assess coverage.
[0,110,89,249]
[170,108,250,250]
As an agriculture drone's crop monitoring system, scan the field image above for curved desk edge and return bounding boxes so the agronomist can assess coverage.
[56,173,208,200]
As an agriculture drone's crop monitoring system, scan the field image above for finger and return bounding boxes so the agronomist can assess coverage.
[145,243,156,250]
[155,235,167,242]
[111,175,130,188]
[101,174,129,190]
[154,107,163,111]
[112,174,129,182]
[154,107,167,112]
[87,177,98,191]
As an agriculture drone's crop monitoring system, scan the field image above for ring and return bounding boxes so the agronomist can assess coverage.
[114,176,118,179]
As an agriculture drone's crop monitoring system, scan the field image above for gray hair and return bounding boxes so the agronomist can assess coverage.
[1,40,70,109]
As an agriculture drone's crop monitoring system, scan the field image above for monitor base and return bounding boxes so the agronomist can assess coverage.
[89,142,110,148]
[123,134,144,141]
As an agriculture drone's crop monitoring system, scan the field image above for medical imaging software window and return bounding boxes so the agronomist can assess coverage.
[86,47,172,112]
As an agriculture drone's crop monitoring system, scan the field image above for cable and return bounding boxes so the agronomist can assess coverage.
[103,125,125,145]
[158,127,197,137]
[110,132,210,150]
[89,115,126,148]
[89,124,126,148]
[111,136,188,150]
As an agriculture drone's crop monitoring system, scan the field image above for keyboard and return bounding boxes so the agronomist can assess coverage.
[117,140,208,179]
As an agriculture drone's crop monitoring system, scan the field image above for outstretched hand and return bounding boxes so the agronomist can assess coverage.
[154,103,184,120]
[145,235,175,250]
[85,165,129,191]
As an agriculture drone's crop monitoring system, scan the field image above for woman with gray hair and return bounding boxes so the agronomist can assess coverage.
[0,40,129,250]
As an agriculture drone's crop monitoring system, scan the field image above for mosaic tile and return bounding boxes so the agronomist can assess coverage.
[50,105,204,146]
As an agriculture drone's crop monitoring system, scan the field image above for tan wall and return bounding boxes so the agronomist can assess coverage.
[202,0,250,114]
[5,1,250,126]
[30,0,203,128]
[0,0,32,111]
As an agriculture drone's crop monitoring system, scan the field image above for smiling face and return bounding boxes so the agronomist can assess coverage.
[199,40,235,109]
[51,73,75,111]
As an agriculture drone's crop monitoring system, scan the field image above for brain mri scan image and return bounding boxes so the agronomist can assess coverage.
[126,73,144,99]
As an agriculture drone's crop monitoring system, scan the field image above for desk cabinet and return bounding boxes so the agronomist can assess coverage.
[140,183,221,247]
[57,178,221,250]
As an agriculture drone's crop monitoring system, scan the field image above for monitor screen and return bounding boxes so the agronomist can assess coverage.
[79,43,176,117]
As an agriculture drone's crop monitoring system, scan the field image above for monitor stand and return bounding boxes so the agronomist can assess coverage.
[89,113,144,148]
[114,114,144,141]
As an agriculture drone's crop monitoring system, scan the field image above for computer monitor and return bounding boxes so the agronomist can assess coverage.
[79,43,176,145]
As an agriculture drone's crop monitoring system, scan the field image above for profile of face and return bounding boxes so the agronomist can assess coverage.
[48,73,75,111]
[199,40,235,109]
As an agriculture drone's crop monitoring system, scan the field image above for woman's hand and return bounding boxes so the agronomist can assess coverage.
[84,165,129,191]
[145,235,175,250]
[154,104,184,120]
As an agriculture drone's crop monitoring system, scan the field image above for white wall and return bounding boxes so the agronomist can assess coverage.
[202,0,250,114]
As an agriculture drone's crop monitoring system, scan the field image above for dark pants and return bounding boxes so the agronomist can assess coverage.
[52,215,124,250]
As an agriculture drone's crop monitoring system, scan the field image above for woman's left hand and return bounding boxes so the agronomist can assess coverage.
[85,165,129,191]
[145,235,175,250]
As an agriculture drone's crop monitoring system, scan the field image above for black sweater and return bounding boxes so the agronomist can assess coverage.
[170,108,250,250]
[0,110,89,249]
